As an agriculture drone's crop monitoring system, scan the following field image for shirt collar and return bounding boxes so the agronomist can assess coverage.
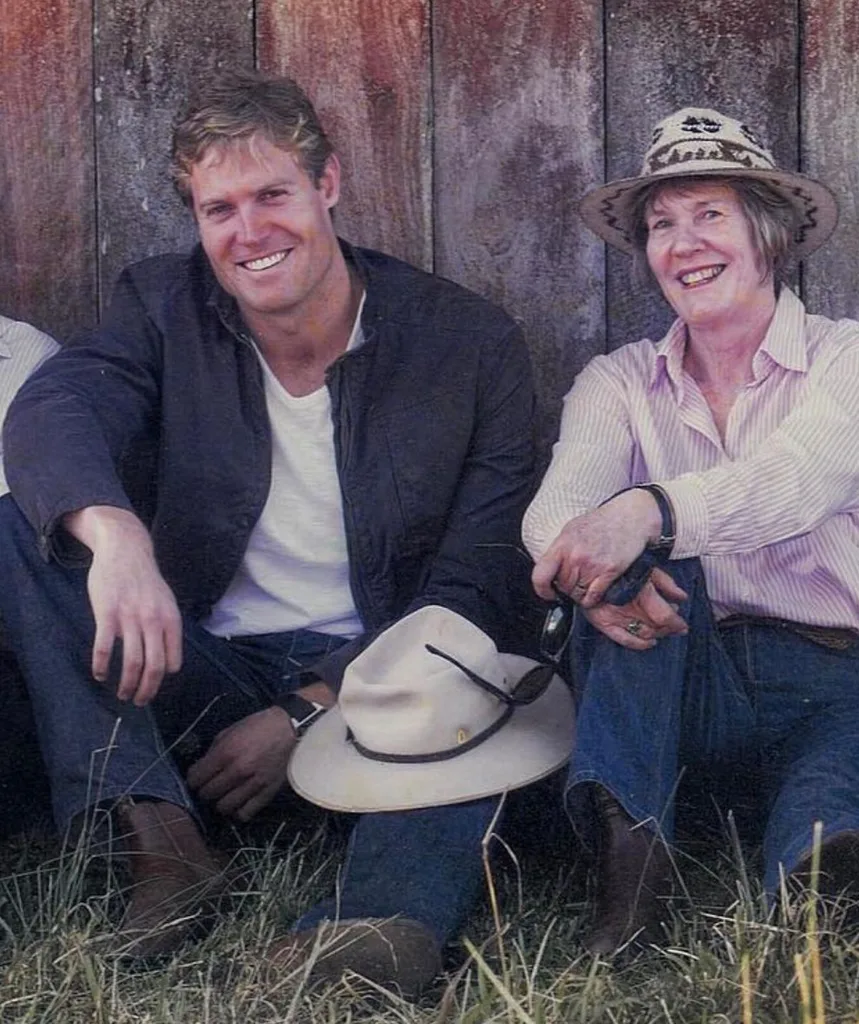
[651,317,687,393]
[753,286,807,375]
[650,285,808,393]
[0,317,13,359]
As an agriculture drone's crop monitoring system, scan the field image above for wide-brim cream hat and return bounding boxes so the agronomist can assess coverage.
[579,107,838,260]
[288,605,575,813]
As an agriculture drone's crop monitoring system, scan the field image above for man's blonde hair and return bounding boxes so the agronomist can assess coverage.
[170,68,334,204]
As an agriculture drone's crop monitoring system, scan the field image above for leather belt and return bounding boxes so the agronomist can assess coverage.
[718,614,859,652]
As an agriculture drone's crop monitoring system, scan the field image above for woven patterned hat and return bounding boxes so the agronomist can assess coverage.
[579,107,838,259]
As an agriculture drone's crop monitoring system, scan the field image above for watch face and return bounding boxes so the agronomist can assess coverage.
[285,694,327,736]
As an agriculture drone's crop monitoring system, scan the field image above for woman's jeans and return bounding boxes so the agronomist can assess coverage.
[567,558,859,893]
[0,496,495,945]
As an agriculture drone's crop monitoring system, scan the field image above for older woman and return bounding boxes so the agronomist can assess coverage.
[523,107,859,954]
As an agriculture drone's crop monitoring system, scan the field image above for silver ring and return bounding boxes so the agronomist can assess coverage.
[572,581,587,594]
[625,619,644,637]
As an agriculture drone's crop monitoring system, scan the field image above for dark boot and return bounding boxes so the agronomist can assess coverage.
[790,831,859,919]
[269,917,443,1000]
[583,786,672,956]
[111,798,226,960]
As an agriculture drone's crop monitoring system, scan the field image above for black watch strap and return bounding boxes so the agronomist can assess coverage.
[633,483,675,553]
[276,692,327,737]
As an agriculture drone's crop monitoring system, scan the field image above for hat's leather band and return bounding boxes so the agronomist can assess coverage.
[345,703,514,764]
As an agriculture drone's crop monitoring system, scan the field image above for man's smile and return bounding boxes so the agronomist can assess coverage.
[239,249,290,272]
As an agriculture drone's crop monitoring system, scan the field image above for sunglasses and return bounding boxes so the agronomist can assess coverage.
[425,644,555,706]
[540,587,577,664]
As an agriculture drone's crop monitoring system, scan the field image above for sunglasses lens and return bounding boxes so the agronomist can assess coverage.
[540,604,573,660]
[511,664,554,704]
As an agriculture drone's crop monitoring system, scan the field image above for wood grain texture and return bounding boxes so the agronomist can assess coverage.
[604,0,798,350]
[434,0,604,455]
[94,0,253,304]
[259,0,432,270]
[0,0,96,338]
[800,0,859,319]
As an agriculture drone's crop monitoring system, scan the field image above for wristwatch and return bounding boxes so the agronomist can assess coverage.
[277,692,328,738]
[634,483,676,553]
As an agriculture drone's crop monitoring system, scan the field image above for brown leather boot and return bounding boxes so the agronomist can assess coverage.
[583,786,672,956]
[269,917,443,1000]
[110,798,225,959]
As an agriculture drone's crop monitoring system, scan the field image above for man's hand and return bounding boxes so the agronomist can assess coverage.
[583,567,689,650]
[64,505,182,706]
[185,707,299,822]
[532,489,663,606]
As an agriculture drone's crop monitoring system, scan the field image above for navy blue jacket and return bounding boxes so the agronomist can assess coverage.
[4,241,538,684]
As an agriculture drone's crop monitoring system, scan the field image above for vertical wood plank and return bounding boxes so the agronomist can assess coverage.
[800,0,859,319]
[0,0,95,338]
[95,0,253,304]
[434,0,604,455]
[259,0,432,270]
[605,0,798,350]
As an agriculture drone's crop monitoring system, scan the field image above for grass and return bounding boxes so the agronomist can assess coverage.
[1,812,859,1023]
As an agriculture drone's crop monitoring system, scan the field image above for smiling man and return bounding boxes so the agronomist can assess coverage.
[0,70,536,988]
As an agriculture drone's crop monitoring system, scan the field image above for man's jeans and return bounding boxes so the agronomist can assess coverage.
[0,496,496,944]
[567,558,859,893]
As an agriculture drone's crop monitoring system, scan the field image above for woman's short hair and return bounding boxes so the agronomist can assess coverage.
[629,176,799,286]
[170,69,333,205]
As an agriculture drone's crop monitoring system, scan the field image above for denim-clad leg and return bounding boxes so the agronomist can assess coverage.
[0,495,494,935]
[566,558,755,846]
[293,796,501,945]
[740,627,859,892]
[153,627,348,769]
[567,552,859,893]
[0,496,190,828]
[0,495,348,830]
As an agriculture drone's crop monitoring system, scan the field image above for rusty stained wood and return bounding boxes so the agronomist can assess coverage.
[434,0,604,454]
[0,0,96,338]
[800,0,859,320]
[604,0,798,350]
[94,0,253,304]
[259,0,432,270]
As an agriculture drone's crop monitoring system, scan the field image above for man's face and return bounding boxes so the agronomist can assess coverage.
[189,134,341,326]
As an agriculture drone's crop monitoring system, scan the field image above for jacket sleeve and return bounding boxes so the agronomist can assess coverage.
[314,321,540,689]
[3,268,163,560]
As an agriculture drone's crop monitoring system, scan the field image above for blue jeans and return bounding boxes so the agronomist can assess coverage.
[0,496,496,944]
[568,558,859,893]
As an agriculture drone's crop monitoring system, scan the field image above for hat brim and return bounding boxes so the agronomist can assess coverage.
[579,165,838,261]
[287,654,575,813]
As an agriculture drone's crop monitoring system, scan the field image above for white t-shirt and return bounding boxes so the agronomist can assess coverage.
[204,308,364,639]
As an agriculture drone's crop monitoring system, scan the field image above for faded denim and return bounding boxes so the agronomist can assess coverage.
[567,558,859,892]
[0,495,495,943]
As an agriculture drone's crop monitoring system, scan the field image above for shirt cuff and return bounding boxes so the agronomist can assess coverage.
[659,475,710,558]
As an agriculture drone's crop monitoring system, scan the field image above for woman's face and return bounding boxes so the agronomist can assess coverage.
[644,181,773,332]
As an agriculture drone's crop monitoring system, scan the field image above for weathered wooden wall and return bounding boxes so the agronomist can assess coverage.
[3,0,859,448]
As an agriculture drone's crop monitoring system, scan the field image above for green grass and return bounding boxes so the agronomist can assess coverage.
[1,817,858,1024]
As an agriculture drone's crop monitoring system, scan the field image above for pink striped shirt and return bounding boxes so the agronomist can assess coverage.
[522,287,859,628]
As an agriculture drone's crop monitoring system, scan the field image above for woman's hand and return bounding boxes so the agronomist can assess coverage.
[583,567,689,650]
[532,489,663,605]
